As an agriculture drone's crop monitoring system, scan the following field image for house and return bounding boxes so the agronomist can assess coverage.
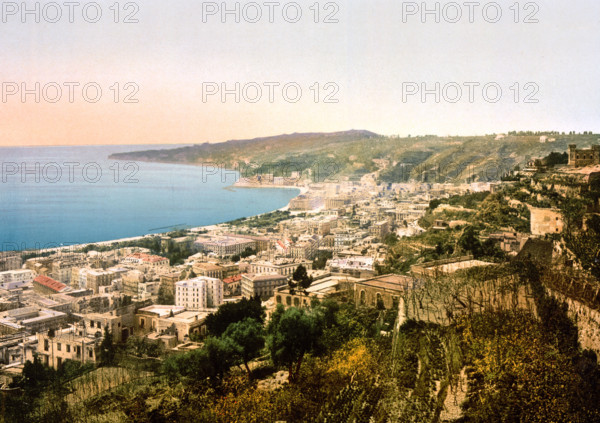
[135,305,209,343]
[32,329,101,369]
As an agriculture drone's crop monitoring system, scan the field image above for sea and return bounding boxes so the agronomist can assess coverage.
[0,145,299,252]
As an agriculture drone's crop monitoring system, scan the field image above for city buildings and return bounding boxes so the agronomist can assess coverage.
[241,273,288,299]
[175,277,223,310]
[33,275,69,295]
[0,307,67,336]
[32,329,100,369]
[0,253,22,272]
[195,236,256,257]
[250,259,312,277]
[0,269,35,290]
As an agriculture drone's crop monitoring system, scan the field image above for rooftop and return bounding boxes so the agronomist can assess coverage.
[358,274,413,291]
[243,273,288,282]
[33,275,67,292]
[137,305,186,317]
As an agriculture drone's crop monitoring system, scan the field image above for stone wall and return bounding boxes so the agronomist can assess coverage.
[547,288,600,356]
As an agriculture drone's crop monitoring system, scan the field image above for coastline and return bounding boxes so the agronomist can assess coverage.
[6,152,310,254]
[16,181,308,255]
[230,180,307,212]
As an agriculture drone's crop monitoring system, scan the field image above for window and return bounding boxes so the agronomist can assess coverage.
[66,345,71,353]
[44,339,49,351]
[57,343,62,351]
[88,349,93,358]
[360,290,366,305]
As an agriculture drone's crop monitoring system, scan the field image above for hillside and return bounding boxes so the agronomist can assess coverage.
[109,131,600,183]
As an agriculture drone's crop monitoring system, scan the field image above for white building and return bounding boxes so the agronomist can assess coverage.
[194,236,256,257]
[175,277,223,310]
[0,269,35,289]
[250,259,312,277]
[122,253,170,271]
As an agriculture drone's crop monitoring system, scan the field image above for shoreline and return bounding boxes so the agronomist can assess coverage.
[14,181,309,255]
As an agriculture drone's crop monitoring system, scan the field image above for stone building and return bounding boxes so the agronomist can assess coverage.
[529,207,564,236]
[241,273,288,300]
[568,144,600,167]
[32,329,100,369]
[354,274,413,309]
[33,275,68,295]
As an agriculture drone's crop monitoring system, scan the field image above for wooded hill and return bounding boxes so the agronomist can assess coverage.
[109,131,600,183]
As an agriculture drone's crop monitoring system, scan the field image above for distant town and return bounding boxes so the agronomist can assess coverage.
[2,139,600,421]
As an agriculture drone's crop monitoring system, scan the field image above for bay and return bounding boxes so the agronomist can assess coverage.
[0,145,299,251]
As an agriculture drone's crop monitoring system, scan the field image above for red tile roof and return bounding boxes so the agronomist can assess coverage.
[34,275,67,292]
[223,274,242,284]
[127,253,169,263]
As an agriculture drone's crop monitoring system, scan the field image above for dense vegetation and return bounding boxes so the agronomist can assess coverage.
[110,131,600,183]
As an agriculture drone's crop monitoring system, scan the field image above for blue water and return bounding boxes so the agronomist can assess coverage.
[0,145,299,251]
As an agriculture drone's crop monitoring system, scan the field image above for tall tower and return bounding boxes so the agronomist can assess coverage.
[568,144,577,167]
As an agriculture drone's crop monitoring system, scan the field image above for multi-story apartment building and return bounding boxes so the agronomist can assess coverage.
[158,271,182,300]
[121,253,170,272]
[223,234,271,252]
[0,253,22,272]
[78,303,138,343]
[0,307,67,335]
[250,259,312,277]
[241,273,288,300]
[121,270,146,298]
[192,262,224,279]
[175,277,223,310]
[71,268,117,294]
[289,235,320,260]
[369,220,390,241]
[51,255,87,285]
[288,195,321,211]
[0,269,35,289]
[33,330,100,369]
[195,236,256,257]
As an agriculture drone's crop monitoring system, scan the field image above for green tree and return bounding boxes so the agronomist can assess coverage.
[205,296,265,336]
[157,284,175,305]
[203,336,236,381]
[222,317,265,375]
[312,250,333,270]
[457,226,483,258]
[98,325,116,366]
[293,264,313,290]
[267,306,323,382]
[383,232,399,246]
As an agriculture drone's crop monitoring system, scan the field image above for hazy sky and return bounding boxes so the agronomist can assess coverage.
[1,0,599,146]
